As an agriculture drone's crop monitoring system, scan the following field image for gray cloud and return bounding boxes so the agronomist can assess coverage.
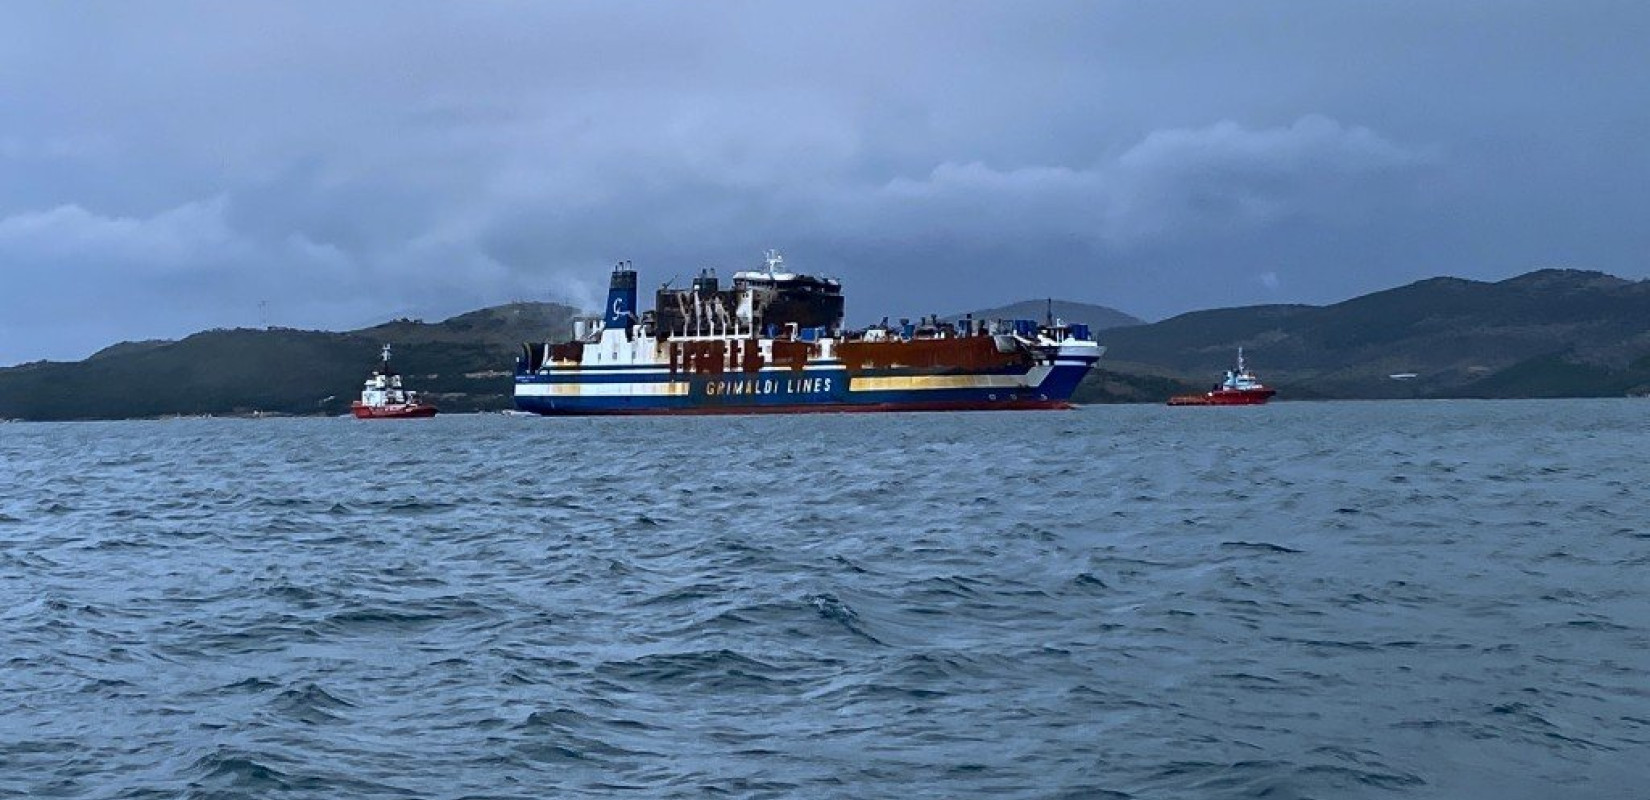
[0,1,1645,364]
[827,114,1434,250]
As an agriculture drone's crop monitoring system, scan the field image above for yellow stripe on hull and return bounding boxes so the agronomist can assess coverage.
[848,374,1030,392]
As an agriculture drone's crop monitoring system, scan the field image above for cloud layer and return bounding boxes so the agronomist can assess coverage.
[1,2,1644,364]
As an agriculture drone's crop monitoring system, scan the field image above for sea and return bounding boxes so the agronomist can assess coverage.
[0,400,1645,800]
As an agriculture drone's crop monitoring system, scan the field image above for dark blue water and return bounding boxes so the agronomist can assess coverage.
[1,401,1646,799]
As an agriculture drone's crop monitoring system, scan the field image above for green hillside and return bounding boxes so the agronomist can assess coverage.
[6,269,1650,419]
[1093,269,1650,400]
[0,303,576,420]
[947,300,1143,331]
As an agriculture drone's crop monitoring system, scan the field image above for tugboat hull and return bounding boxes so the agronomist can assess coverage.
[351,402,438,419]
[1166,389,1275,406]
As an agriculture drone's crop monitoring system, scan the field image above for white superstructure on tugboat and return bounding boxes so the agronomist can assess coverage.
[514,251,1106,415]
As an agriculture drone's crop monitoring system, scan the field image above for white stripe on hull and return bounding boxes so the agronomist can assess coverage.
[517,382,690,397]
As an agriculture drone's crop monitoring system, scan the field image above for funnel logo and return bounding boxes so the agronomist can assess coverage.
[611,297,626,317]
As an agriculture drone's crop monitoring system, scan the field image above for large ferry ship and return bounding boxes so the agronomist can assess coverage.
[514,251,1105,415]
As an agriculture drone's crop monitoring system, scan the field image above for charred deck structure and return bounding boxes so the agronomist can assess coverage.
[515,251,1104,415]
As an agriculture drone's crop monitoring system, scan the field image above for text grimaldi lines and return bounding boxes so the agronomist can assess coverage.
[701,376,835,397]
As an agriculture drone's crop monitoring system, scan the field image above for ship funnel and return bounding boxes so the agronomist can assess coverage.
[605,262,638,330]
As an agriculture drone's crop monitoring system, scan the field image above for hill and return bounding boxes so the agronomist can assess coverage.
[0,302,576,420]
[947,300,1143,331]
[7,269,1650,418]
[1085,269,1650,400]
[353,303,578,348]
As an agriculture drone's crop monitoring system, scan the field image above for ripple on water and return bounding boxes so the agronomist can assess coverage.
[0,404,1646,798]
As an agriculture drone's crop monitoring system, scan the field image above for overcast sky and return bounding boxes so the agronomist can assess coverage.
[1,1,1645,364]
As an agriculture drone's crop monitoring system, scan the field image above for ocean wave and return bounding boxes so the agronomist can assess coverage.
[1,404,1646,797]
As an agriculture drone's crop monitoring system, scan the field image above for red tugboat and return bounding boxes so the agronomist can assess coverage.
[351,344,439,419]
[1168,348,1277,406]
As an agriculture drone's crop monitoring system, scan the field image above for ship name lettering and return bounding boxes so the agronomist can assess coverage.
[702,376,832,397]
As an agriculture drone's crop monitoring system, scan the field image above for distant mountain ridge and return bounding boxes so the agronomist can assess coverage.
[1085,269,1650,401]
[6,269,1650,419]
[0,302,576,420]
[946,300,1143,331]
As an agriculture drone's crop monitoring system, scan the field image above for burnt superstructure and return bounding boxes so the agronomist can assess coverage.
[653,252,845,338]
[515,250,1104,415]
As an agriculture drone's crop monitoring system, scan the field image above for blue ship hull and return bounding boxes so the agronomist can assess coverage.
[514,360,1096,416]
